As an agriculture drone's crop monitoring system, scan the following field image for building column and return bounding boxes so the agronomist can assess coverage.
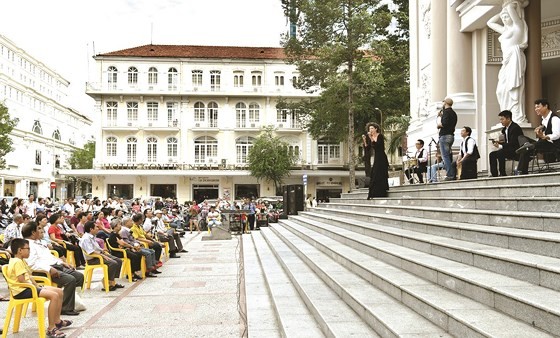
[431,0,447,102]
[446,3,473,95]
[525,0,542,127]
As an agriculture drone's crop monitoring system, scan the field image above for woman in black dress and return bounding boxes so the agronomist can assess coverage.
[366,123,389,199]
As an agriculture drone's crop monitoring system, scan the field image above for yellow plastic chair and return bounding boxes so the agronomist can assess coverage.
[60,242,76,267]
[105,239,133,283]
[1,265,47,338]
[81,249,110,293]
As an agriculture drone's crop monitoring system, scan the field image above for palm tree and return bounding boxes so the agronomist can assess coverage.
[384,115,411,167]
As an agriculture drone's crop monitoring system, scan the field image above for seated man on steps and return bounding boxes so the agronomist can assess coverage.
[489,110,524,177]
[451,126,480,180]
[517,98,560,175]
[404,139,428,184]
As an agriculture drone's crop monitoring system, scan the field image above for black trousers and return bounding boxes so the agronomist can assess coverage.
[489,148,516,177]
[111,248,142,272]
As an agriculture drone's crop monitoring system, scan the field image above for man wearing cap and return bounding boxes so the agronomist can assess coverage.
[154,209,185,258]
[437,97,458,180]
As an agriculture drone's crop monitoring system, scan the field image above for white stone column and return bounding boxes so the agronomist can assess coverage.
[446,3,473,95]
[431,0,447,102]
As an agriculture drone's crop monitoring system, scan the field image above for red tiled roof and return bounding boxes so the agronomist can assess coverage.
[97,44,287,60]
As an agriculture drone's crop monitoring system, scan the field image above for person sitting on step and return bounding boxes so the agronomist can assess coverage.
[451,126,480,180]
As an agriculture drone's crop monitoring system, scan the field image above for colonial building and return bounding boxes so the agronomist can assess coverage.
[408,0,560,172]
[0,34,93,199]
[70,45,353,202]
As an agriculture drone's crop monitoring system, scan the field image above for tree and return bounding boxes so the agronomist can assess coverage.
[68,140,95,169]
[280,0,408,190]
[247,127,298,195]
[0,102,19,169]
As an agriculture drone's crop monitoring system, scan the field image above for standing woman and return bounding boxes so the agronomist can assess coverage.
[367,123,390,199]
[362,123,376,177]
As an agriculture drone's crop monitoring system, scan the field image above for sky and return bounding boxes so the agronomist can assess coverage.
[0,0,288,115]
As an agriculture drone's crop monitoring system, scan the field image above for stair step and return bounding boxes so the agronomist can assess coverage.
[308,207,560,260]
[291,213,560,291]
[255,229,379,337]
[261,227,451,337]
[250,232,324,337]
[322,202,560,232]
[332,196,560,213]
[243,233,282,337]
[278,219,560,336]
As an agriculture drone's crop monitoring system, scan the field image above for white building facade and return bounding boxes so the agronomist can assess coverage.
[72,45,353,202]
[0,34,93,199]
[408,0,560,172]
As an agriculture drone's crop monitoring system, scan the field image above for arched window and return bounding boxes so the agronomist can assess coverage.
[167,137,178,157]
[147,137,158,162]
[236,136,255,164]
[235,102,247,128]
[208,102,219,128]
[32,121,42,134]
[168,67,178,90]
[106,136,117,157]
[127,102,139,124]
[194,102,205,123]
[126,137,137,162]
[52,129,61,141]
[107,66,118,89]
[194,136,217,163]
[128,66,138,85]
[249,102,260,124]
[148,67,158,85]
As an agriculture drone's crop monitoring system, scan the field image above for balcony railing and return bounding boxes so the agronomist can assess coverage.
[102,120,180,128]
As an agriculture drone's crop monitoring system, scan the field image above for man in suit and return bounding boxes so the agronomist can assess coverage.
[517,98,560,175]
[489,110,524,177]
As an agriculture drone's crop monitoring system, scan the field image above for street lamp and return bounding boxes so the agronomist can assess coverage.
[374,107,384,131]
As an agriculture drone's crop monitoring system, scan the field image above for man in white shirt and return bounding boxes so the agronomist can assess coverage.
[518,98,560,174]
[454,126,480,180]
[22,194,38,218]
[63,198,75,216]
[22,221,84,316]
[404,139,429,184]
[153,210,185,258]
[4,214,24,244]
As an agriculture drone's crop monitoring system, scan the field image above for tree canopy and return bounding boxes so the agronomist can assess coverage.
[68,140,95,169]
[280,0,409,189]
[247,127,298,194]
[0,102,19,169]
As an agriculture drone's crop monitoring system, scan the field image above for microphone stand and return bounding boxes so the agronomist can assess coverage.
[428,137,438,183]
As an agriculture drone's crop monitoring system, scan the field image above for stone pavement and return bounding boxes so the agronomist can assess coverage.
[0,233,245,337]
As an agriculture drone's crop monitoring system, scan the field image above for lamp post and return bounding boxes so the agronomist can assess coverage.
[374,107,384,131]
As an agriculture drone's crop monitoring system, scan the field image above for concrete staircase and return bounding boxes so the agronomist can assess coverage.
[245,172,560,337]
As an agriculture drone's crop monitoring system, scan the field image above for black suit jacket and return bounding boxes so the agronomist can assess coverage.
[501,121,524,154]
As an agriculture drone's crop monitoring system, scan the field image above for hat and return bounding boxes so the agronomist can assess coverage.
[443,97,453,106]
[154,210,162,214]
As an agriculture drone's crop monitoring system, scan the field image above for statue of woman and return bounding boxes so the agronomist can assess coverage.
[487,1,529,123]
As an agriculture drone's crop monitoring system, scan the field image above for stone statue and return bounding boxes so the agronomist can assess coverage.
[487,0,529,123]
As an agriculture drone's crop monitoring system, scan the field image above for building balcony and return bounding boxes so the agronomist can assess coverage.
[102,120,180,130]
[86,82,317,98]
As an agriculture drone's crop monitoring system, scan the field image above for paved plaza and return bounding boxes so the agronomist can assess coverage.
[1,233,245,338]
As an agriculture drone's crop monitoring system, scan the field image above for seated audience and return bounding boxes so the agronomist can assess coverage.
[79,221,123,292]
[6,238,72,338]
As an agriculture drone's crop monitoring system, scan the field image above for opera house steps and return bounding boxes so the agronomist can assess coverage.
[246,172,560,337]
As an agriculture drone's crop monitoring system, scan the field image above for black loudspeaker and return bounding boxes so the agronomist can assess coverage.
[282,184,304,217]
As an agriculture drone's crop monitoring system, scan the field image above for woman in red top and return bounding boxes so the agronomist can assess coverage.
[47,213,85,268]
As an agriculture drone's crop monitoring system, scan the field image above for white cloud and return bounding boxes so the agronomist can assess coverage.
[1,0,287,114]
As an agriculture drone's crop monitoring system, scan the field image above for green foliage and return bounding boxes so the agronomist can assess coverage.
[247,127,298,194]
[280,0,409,189]
[384,115,411,154]
[0,102,19,169]
[68,140,95,169]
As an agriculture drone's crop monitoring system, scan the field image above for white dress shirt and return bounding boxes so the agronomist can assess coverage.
[26,239,63,272]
